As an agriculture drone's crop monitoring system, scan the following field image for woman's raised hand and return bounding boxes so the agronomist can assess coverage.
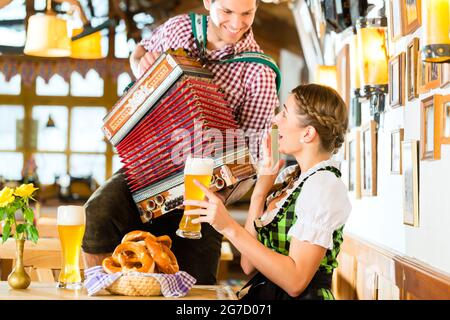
[252,130,285,199]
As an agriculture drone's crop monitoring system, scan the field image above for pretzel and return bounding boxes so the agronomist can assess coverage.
[145,237,179,274]
[121,230,157,243]
[156,235,172,249]
[102,256,122,274]
[111,242,155,273]
[102,232,179,274]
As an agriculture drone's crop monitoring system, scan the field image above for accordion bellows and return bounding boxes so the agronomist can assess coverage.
[102,51,256,223]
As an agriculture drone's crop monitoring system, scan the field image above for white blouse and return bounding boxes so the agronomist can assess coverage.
[256,159,352,250]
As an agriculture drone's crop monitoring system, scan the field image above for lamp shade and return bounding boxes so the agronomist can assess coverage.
[24,13,71,57]
[71,28,102,59]
[356,19,388,94]
[315,65,338,91]
[422,0,450,62]
[350,33,361,91]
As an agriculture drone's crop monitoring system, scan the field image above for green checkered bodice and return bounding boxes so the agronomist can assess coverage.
[255,166,344,275]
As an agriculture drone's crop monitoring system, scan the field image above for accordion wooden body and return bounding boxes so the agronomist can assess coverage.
[102,52,257,223]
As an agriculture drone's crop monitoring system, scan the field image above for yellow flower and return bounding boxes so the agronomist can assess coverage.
[14,183,38,198]
[0,187,15,208]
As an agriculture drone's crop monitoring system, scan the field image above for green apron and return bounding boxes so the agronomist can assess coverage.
[241,166,344,300]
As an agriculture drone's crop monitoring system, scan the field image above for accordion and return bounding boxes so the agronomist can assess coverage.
[102,51,257,223]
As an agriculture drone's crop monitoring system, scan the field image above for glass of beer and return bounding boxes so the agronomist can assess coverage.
[57,205,86,290]
[176,156,214,239]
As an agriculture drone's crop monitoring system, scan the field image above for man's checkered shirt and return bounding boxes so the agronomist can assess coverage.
[140,14,279,160]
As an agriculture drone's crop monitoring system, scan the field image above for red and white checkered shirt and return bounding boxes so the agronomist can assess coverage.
[140,14,279,160]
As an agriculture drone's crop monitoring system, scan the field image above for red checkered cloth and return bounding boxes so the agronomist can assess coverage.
[140,14,279,160]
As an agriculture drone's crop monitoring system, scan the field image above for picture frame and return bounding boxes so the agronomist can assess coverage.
[418,60,442,93]
[406,38,419,101]
[402,140,419,227]
[404,0,421,34]
[437,94,450,145]
[349,96,362,128]
[391,128,404,174]
[417,55,428,94]
[346,129,361,199]
[420,95,443,160]
[360,121,377,196]
[389,0,405,42]
[426,62,441,90]
[292,0,324,78]
[389,52,406,108]
[441,63,450,88]
[337,44,350,109]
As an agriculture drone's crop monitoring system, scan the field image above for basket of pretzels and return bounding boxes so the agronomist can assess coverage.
[101,230,180,296]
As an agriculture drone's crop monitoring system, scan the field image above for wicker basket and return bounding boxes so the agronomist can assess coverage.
[106,274,162,296]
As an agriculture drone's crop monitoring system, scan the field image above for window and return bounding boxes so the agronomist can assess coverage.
[115,20,131,58]
[70,70,104,97]
[35,153,67,184]
[36,75,70,96]
[32,106,68,152]
[113,154,123,173]
[70,154,106,183]
[71,107,107,152]
[117,72,133,96]
[0,153,23,180]
[0,0,25,47]
[0,7,127,183]
[0,74,21,95]
[0,105,24,150]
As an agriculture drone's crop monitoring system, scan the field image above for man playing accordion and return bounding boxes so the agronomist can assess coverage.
[82,0,279,284]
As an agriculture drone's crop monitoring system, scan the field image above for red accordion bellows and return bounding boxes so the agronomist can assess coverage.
[102,51,254,223]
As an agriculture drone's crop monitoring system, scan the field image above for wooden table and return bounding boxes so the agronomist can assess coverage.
[0,282,237,300]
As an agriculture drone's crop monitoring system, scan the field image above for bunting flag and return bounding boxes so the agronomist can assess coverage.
[0,57,131,87]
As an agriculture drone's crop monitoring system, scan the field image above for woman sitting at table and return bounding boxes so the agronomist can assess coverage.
[183,83,352,300]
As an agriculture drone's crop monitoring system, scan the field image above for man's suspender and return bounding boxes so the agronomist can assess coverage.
[189,13,281,93]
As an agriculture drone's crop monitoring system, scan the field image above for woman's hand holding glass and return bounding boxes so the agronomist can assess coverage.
[182,180,236,236]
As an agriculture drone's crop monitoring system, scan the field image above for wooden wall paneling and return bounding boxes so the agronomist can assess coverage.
[377,275,400,300]
[356,262,378,300]
[398,257,450,300]
[332,252,356,300]
[335,233,450,300]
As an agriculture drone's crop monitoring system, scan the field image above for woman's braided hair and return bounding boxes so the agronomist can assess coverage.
[291,83,348,154]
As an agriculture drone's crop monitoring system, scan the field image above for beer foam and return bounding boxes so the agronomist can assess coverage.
[184,156,214,175]
[57,205,86,225]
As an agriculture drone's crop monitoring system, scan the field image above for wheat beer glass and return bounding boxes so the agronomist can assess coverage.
[176,156,214,239]
[57,205,86,289]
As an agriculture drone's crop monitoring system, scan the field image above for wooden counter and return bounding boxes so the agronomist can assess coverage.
[0,282,237,300]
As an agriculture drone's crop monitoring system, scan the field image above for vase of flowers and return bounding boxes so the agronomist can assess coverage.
[0,183,39,289]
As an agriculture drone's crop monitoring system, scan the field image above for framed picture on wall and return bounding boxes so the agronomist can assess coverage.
[349,97,362,128]
[389,0,405,42]
[426,62,441,90]
[441,63,450,88]
[346,130,361,199]
[437,94,450,145]
[406,38,419,101]
[337,44,350,109]
[391,128,404,174]
[417,56,428,94]
[402,140,419,227]
[404,0,421,34]
[389,52,405,108]
[361,121,377,196]
[292,0,324,78]
[421,95,443,160]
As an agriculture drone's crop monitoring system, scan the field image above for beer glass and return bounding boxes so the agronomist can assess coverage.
[176,156,214,239]
[57,205,86,289]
